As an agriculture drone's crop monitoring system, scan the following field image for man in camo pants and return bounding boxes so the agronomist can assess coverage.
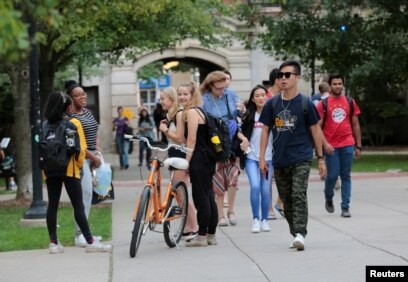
[259,60,326,251]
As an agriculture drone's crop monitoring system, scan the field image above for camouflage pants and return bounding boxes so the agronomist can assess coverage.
[274,161,311,237]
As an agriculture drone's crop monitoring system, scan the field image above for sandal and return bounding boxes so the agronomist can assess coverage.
[274,203,285,218]
[268,212,277,220]
[227,211,237,226]
[218,217,228,227]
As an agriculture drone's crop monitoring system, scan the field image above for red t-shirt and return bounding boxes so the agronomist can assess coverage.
[316,96,361,148]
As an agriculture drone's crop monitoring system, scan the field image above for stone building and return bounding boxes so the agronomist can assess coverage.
[83,39,313,151]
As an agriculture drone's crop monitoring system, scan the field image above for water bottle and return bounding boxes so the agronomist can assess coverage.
[211,135,223,153]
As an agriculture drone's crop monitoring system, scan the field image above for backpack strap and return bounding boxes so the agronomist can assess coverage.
[270,93,280,113]
[224,93,234,120]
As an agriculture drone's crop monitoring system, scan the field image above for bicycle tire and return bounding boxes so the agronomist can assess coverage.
[130,186,150,258]
[163,181,188,248]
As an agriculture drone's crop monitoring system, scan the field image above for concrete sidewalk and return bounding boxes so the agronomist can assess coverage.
[1,153,408,282]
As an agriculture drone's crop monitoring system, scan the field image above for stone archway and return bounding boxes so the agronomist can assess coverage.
[105,40,252,151]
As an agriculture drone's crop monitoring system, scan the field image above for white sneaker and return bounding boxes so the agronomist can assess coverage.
[75,234,103,247]
[261,219,270,232]
[49,242,64,254]
[292,233,305,251]
[251,218,261,233]
[86,240,112,253]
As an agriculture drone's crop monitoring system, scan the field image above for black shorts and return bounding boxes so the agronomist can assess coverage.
[168,147,186,159]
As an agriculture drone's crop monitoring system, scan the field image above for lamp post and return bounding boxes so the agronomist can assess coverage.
[23,10,47,220]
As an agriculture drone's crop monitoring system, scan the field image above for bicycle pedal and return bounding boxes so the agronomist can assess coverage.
[169,206,182,216]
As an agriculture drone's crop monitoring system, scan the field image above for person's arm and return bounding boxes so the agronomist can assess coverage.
[236,131,249,153]
[317,119,333,154]
[0,148,5,160]
[259,125,270,177]
[351,115,362,160]
[185,109,199,162]
[310,124,327,178]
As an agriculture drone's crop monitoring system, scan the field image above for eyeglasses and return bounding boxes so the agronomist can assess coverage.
[212,85,225,91]
[278,72,299,79]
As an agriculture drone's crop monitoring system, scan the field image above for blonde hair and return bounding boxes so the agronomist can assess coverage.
[199,70,227,94]
[178,82,202,121]
[161,87,179,120]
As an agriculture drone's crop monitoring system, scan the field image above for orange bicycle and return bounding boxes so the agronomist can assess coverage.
[125,135,192,258]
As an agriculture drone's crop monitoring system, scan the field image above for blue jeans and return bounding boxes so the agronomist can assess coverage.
[245,158,273,221]
[115,135,129,168]
[324,145,354,210]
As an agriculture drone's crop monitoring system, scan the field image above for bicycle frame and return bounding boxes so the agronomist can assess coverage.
[127,135,191,225]
[127,134,192,256]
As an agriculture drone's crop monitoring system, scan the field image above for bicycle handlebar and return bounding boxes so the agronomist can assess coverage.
[124,134,193,154]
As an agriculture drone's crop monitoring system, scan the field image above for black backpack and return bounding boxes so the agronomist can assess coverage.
[196,108,231,163]
[40,119,78,174]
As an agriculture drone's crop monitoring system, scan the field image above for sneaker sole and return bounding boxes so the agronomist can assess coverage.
[293,241,304,251]
[182,234,197,241]
[86,248,112,253]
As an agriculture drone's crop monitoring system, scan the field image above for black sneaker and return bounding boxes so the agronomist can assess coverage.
[341,209,351,218]
[325,200,335,213]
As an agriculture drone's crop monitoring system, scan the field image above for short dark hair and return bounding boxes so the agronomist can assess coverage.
[318,82,330,93]
[64,80,77,90]
[65,83,81,96]
[328,74,344,85]
[279,60,301,75]
[269,68,280,86]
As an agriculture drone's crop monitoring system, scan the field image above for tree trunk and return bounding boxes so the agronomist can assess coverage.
[7,61,34,200]
[39,46,55,115]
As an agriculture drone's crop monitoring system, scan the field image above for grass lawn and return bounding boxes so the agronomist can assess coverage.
[312,154,408,172]
[0,203,111,252]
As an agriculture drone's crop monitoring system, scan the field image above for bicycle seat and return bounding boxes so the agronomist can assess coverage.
[163,157,189,171]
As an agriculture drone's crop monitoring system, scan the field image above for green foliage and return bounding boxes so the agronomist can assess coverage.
[238,0,408,145]
[0,1,29,62]
[0,204,111,252]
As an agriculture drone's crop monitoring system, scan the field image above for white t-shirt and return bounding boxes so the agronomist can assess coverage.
[247,112,273,161]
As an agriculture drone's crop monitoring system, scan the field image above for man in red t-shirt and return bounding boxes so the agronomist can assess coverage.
[316,74,362,218]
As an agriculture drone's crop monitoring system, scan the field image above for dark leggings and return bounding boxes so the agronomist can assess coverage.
[46,176,93,244]
[189,151,218,236]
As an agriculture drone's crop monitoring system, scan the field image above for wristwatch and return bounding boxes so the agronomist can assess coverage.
[355,146,362,151]
[317,156,324,160]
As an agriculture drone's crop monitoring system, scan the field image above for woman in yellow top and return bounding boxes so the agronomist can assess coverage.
[42,92,112,254]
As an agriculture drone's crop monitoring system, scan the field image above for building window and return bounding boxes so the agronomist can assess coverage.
[140,89,157,114]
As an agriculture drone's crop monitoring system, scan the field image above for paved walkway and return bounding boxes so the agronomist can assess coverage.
[0,153,407,282]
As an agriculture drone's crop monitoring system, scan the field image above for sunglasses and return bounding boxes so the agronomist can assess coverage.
[278,72,299,79]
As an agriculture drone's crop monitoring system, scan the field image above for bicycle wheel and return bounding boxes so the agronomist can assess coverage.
[163,181,188,248]
[130,186,150,258]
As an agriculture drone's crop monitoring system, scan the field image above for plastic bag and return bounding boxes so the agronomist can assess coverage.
[93,152,112,197]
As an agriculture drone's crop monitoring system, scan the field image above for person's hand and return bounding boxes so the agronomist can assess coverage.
[259,159,268,178]
[240,138,249,153]
[318,159,327,179]
[323,143,334,155]
[0,148,4,160]
[159,120,168,133]
[236,100,246,115]
[92,155,102,168]
[354,147,362,160]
